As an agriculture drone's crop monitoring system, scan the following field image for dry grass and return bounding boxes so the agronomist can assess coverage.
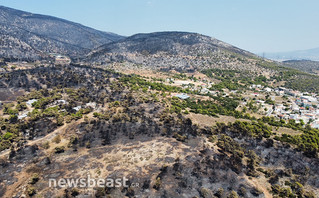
[186,113,250,127]
[274,127,303,136]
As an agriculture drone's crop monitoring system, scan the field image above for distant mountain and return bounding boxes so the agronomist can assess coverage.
[264,47,319,61]
[0,6,124,60]
[282,59,319,74]
[86,32,319,93]
[87,31,260,71]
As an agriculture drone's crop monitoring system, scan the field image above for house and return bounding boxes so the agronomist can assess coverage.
[18,113,28,120]
[250,84,256,89]
[85,102,97,109]
[301,96,317,103]
[264,87,272,92]
[291,105,299,112]
[290,114,299,120]
[201,88,209,94]
[311,120,319,129]
[299,116,310,124]
[55,55,71,65]
[284,89,295,96]
[18,110,31,120]
[26,99,38,106]
[72,106,82,111]
[256,100,265,105]
[175,93,190,100]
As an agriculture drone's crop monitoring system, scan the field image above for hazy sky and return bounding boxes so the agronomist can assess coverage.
[1,0,318,53]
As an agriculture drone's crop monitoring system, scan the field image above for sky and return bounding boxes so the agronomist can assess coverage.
[0,0,319,54]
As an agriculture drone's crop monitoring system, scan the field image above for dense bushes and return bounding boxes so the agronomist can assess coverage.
[169,95,241,118]
[119,75,188,93]
[217,134,244,157]
[221,119,319,158]
[229,120,272,138]
[271,181,315,198]
[203,65,319,93]
[216,119,319,157]
[259,116,304,131]
[202,69,248,91]
[275,128,319,158]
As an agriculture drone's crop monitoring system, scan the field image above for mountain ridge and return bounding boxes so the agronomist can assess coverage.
[86,31,261,72]
[0,5,124,60]
[282,59,319,74]
[90,31,255,56]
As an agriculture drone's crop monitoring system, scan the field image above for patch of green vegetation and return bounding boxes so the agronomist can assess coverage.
[54,146,65,153]
[172,73,187,80]
[274,127,319,158]
[285,74,319,93]
[203,69,251,91]
[119,75,191,93]
[3,103,18,115]
[214,119,319,157]
[228,120,272,138]
[169,94,241,117]
[217,134,244,157]
[271,181,315,198]
[29,173,40,184]
[204,63,319,93]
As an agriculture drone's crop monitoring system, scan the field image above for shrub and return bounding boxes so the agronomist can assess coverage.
[215,187,224,198]
[173,133,187,142]
[54,146,65,154]
[68,135,78,146]
[56,115,64,126]
[26,186,36,196]
[227,191,239,198]
[153,177,161,190]
[238,187,247,196]
[29,173,40,184]
[200,187,214,198]
[3,132,14,140]
[41,141,50,149]
[71,188,80,196]
[52,135,61,144]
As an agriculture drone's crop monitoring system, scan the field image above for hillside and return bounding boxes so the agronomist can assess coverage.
[87,31,261,72]
[0,64,318,197]
[0,6,124,60]
[282,60,319,75]
[0,6,319,198]
[85,31,319,93]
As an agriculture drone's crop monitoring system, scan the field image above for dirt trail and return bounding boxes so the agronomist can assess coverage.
[0,113,93,158]
[0,123,66,158]
[1,113,93,197]
[244,175,272,198]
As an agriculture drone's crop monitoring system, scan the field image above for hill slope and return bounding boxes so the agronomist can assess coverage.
[87,31,260,71]
[85,31,319,93]
[0,65,318,197]
[282,60,319,75]
[0,6,124,60]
